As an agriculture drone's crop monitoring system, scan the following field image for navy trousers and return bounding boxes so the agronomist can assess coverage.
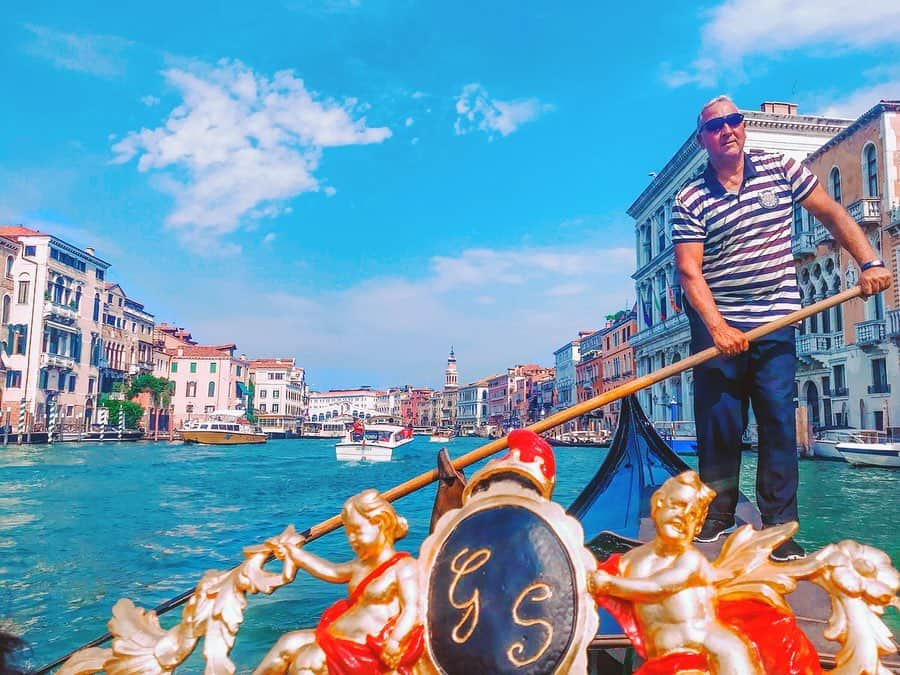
[685,302,799,526]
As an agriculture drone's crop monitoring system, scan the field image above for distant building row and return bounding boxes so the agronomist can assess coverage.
[0,226,309,436]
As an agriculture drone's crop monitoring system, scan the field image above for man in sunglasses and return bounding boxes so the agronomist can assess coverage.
[671,95,891,562]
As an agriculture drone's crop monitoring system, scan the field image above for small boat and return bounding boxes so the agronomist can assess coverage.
[181,411,267,445]
[651,419,697,455]
[428,428,455,443]
[836,441,900,468]
[335,421,414,462]
[813,426,888,461]
[300,415,353,438]
[545,429,611,447]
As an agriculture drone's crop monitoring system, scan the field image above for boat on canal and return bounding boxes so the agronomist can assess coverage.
[836,440,900,468]
[180,410,267,445]
[651,419,698,455]
[545,429,611,447]
[428,427,455,443]
[335,418,413,462]
[813,426,888,461]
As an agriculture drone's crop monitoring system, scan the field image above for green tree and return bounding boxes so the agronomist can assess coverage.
[127,374,175,440]
[99,396,144,430]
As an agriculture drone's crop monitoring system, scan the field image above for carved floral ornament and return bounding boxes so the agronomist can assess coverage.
[60,431,899,675]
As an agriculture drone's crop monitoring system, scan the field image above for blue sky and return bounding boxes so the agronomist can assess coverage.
[1,1,898,390]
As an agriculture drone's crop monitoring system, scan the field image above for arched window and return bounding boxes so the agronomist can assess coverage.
[1,295,9,324]
[829,167,841,204]
[207,381,215,397]
[864,145,878,197]
[4,256,12,278]
[93,293,101,322]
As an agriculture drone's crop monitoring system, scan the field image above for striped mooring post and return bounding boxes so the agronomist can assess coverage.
[17,398,26,443]
[118,406,125,439]
[47,397,57,443]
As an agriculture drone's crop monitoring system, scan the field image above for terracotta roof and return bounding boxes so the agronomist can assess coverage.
[167,344,238,358]
[0,225,42,238]
[249,358,296,369]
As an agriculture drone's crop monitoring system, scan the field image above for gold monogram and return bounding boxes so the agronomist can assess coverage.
[507,583,554,666]
[448,547,491,644]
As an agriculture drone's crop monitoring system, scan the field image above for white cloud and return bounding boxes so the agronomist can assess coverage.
[454,83,553,140]
[262,232,276,244]
[187,243,636,387]
[141,95,160,107]
[23,23,132,78]
[111,59,391,246]
[405,117,414,127]
[665,0,900,87]
[817,80,900,118]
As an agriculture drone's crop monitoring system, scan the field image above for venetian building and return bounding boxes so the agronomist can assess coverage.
[99,283,155,393]
[0,235,21,407]
[440,347,458,428]
[797,100,900,431]
[456,377,490,434]
[0,226,111,432]
[599,308,638,431]
[575,329,604,432]
[627,102,852,423]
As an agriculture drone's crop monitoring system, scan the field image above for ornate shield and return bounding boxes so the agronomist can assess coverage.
[418,482,598,674]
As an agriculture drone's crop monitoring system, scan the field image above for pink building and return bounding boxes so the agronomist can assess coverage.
[165,341,250,427]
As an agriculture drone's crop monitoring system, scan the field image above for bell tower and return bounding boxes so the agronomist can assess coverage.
[444,347,458,390]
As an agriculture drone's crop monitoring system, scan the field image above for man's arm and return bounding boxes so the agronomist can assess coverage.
[801,183,892,298]
[674,242,749,356]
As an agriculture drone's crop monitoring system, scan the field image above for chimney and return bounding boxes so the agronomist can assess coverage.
[760,101,798,115]
[85,247,95,256]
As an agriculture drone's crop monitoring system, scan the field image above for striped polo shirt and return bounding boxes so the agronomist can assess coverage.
[671,152,818,327]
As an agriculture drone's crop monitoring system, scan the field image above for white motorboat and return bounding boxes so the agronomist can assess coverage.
[429,428,455,443]
[813,427,887,461]
[836,441,900,468]
[335,422,414,462]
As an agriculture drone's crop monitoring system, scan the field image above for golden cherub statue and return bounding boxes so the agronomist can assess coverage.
[588,470,900,674]
[254,489,424,674]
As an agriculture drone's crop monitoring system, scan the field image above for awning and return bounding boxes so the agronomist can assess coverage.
[236,381,249,398]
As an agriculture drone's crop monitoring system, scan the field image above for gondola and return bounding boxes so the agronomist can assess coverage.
[37,289,899,674]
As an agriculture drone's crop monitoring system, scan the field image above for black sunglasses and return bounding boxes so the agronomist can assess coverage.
[700,112,744,133]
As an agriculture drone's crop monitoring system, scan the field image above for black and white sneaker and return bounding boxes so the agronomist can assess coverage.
[693,518,736,543]
[770,538,806,562]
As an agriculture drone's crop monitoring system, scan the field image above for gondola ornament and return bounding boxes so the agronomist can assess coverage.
[59,490,429,675]
[417,429,599,674]
[588,470,900,674]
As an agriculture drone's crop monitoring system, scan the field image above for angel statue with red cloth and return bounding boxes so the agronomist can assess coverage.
[254,489,425,675]
[588,470,900,674]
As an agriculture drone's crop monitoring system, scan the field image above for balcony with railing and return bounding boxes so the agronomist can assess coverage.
[887,308,900,341]
[846,197,881,227]
[832,385,849,398]
[855,319,886,347]
[867,382,891,395]
[811,217,833,245]
[43,300,79,323]
[887,204,900,238]
[791,231,815,258]
[40,352,77,370]
[630,312,688,349]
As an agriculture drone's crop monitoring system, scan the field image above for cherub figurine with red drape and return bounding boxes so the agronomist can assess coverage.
[255,489,424,675]
[588,470,899,675]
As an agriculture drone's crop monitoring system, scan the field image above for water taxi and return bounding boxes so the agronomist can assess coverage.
[545,429,611,447]
[836,440,900,468]
[813,426,888,461]
[335,420,413,462]
[181,411,267,445]
[428,428,455,443]
[652,419,697,455]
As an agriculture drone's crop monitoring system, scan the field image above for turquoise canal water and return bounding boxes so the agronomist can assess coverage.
[2,437,898,672]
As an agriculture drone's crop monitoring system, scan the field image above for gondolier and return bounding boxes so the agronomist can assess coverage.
[672,95,892,561]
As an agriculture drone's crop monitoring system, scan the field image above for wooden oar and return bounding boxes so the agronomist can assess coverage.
[35,286,861,673]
